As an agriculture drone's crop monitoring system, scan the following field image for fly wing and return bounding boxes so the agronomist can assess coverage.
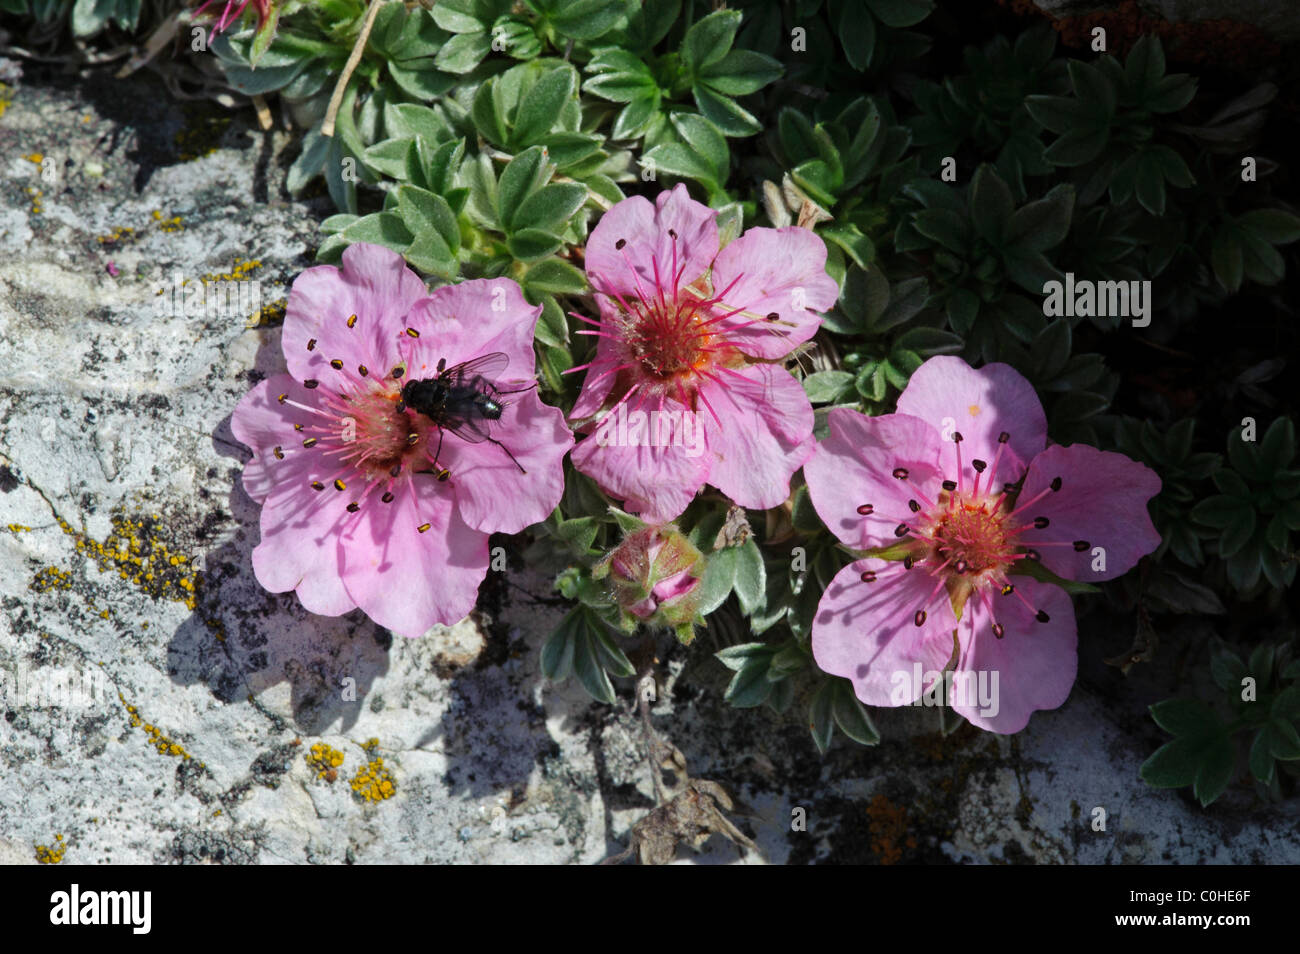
[439,416,492,444]
[439,352,509,387]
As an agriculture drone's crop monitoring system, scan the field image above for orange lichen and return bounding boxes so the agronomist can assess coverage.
[349,739,396,802]
[865,794,917,866]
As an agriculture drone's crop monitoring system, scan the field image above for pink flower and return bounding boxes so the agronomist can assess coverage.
[805,356,1161,733]
[232,243,572,637]
[569,184,838,522]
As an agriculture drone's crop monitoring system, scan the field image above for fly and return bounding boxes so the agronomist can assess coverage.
[397,353,530,478]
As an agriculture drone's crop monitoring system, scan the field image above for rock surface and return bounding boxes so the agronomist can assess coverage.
[1,65,1297,865]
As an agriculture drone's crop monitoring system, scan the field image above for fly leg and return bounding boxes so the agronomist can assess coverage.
[432,427,450,481]
[487,436,527,474]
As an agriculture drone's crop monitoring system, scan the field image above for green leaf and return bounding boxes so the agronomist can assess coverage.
[1149,698,1221,738]
[1237,209,1300,246]
[868,0,933,29]
[809,681,836,754]
[434,31,491,74]
[497,146,550,229]
[1067,60,1116,119]
[540,612,577,680]
[830,680,880,745]
[573,626,618,703]
[724,656,775,708]
[699,49,782,96]
[514,67,576,146]
[682,9,739,75]
[507,228,565,262]
[513,182,587,233]
[970,165,1014,245]
[1005,184,1074,252]
[396,186,460,253]
[732,539,767,615]
[1140,736,1203,788]
[525,258,587,297]
[1249,729,1276,783]
[1193,735,1234,806]
[803,370,855,404]
[340,212,413,253]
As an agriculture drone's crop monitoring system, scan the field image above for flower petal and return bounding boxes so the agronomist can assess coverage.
[570,398,710,523]
[1016,443,1162,582]
[337,478,489,637]
[449,388,573,534]
[404,277,541,384]
[232,375,335,504]
[710,226,838,360]
[585,183,717,300]
[703,363,814,511]
[805,408,946,550]
[282,242,427,385]
[570,297,625,421]
[895,355,1047,490]
[250,465,359,618]
[812,558,959,707]
[951,580,1076,733]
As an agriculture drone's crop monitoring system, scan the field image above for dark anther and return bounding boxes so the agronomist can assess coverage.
[615,238,627,249]
[856,504,874,515]
[358,366,368,377]
[436,470,450,482]
[766,312,779,321]
[272,446,283,459]
[953,431,964,442]
[892,467,909,480]
[894,523,909,537]
[1003,483,1016,494]
[1033,516,1050,529]
[406,328,420,338]
[390,464,402,477]
[1001,584,1015,596]
[381,492,394,503]
[998,432,1010,444]
[346,502,360,513]
[277,393,287,404]
[346,314,357,328]
[406,433,419,445]
[972,459,987,473]
[903,556,915,570]
[992,623,1005,639]
[942,479,957,492]
[1024,549,1041,561]
[334,479,346,492]
[302,438,318,448]
[304,379,319,389]
[392,367,405,380]
[914,610,927,627]
[311,481,324,491]
[668,229,677,239]
[307,338,316,351]
[1050,476,1062,492]
[330,359,344,370]
[417,523,431,533]
[954,560,968,574]
[1073,540,1090,552]
[396,401,406,413]
[294,423,303,432]
[860,570,877,583]
[1035,610,1050,623]
[908,499,921,513]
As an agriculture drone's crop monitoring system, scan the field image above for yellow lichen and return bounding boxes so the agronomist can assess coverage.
[349,739,396,802]
[35,834,65,864]
[306,743,345,782]
[247,297,287,328]
[119,694,193,760]
[7,524,32,532]
[58,510,202,611]
[29,565,72,592]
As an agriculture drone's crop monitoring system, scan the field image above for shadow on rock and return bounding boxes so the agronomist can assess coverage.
[165,331,391,734]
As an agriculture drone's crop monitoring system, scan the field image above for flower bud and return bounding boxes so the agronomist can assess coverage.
[593,524,704,635]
